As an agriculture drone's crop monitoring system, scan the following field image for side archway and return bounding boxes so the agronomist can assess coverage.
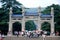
[12,22,22,35]
[41,22,51,35]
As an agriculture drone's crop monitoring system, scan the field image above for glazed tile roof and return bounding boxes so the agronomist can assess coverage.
[12,8,52,18]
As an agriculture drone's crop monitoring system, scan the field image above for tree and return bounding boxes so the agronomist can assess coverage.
[0,22,8,35]
[0,0,22,35]
[0,0,22,8]
[41,22,50,32]
[25,20,36,31]
[1,0,22,13]
[42,4,60,32]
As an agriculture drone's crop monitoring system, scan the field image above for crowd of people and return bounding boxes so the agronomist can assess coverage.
[14,30,50,38]
[0,30,60,38]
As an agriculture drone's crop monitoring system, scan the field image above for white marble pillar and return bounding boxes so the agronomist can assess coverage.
[22,19,25,31]
[34,21,38,30]
[51,7,54,35]
[8,22,12,36]
[37,18,40,30]
[51,20,54,34]
[38,6,41,31]
[22,5,25,31]
[8,7,12,36]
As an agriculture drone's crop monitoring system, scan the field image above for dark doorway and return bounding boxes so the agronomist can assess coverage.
[12,22,21,35]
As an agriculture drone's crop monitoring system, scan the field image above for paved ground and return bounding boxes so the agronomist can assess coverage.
[3,36,60,40]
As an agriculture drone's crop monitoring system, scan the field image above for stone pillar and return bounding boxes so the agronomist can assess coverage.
[51,7,54,35]
[8,7,12,36]
[22,19,25,31]
[33,21,38,30]
[22,5,25,31]
[37,16,40,30]
[38,6,41,31]
[8,22,12,36]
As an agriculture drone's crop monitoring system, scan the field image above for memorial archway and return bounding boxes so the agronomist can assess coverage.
[25,20,37,31]
[8,7,54,35]
[41,22,51,34]
[12,22,22,35]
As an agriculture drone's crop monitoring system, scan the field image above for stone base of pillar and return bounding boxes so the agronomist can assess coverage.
[50,32,55,36]
[7,31,12,37]
[50,33,53,36]
[22,29,25,32]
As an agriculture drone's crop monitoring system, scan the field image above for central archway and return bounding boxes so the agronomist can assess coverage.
[12,22,22,35]
[25,20,37,31]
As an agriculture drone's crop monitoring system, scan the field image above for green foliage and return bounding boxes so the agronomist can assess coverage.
[42,4,60,31]
[0,8,9,22]
[0,22,8,35]
[0,0,22,34]
[41,22,50,32]
[0,0,22,23]
[1,0,22,8]
[25,20,36,31]
[12,7,22,14]
[12,22,21,31]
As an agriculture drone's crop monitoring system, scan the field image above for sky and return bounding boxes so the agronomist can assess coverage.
[0,0,60,8]
[17,0,60,8]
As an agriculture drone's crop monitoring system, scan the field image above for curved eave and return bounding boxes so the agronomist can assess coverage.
[40,15,52,18]
[24,14,39,16]
[11,14,23,18]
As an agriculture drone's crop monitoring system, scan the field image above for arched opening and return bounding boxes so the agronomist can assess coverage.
[25,20,36,31]
[0,23,8,35]
[41,22,51,35]
[12,22,22,35]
